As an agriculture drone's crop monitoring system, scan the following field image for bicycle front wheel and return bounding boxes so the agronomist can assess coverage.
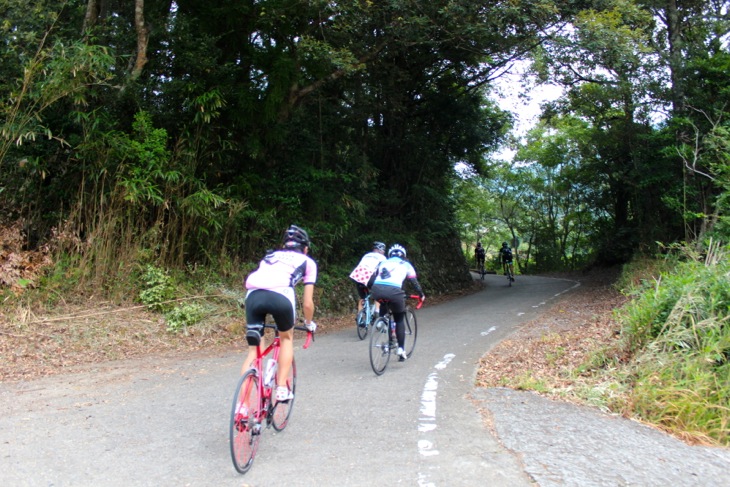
[403,306,418,358]
[369,318,391,375]
[271,357,297,431]
[356,309,369,340]
[230,370,261,474]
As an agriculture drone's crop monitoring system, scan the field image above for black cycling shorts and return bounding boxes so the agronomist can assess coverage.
[245,289,295,331]
[370,284,406,314]
[354,281,369,299]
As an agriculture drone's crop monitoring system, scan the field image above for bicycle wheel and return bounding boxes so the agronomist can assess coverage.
[403,306,418,358]
[356,309,369,340]
[271,357,297,431]
[369,318,391,375]
[230,370,261,474]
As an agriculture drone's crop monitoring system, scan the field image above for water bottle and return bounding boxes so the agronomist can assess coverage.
[390,319,396,341]
[264,358,277,387]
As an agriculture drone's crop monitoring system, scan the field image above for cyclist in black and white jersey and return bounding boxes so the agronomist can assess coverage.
[369,244,425,361]
[499,241,515,281]
[474,242,485,270]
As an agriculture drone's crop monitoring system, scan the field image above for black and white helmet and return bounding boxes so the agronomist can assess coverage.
[373,241,386,252]
[282,224,310,248]
[388,244,406,259]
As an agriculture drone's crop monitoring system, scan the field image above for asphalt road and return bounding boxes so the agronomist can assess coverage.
[2,274,729,487]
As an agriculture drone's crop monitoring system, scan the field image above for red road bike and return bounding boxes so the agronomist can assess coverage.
[229,323,314,474]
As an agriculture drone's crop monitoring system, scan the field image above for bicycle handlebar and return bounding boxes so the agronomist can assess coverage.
[409,294,425,309]
[296,326,314,349]
[263,323,315,349]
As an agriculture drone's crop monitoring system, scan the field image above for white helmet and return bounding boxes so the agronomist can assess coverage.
[388,244,406,259]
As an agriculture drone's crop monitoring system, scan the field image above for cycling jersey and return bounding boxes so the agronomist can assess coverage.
[349,251,387,285]
[500,247,513,263]
[373,256,418,287]
[245,249,317,306]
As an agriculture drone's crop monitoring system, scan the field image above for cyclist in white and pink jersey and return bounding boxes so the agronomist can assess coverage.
[242,224,317,402]
[349,241,387,322]
[369,244,425,361]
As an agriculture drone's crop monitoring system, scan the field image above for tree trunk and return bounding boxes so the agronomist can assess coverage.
[131,0,149,81]
[666,0,685,115]
[82,0,99,35]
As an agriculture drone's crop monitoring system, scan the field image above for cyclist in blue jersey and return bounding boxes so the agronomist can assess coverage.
[369,244,425,361]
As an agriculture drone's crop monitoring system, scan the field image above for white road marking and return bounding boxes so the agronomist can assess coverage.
[480,326,497,336]
[417,353,456,486]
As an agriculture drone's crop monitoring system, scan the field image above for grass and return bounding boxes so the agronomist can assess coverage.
[477,246,730,447]
[588,251,729,445]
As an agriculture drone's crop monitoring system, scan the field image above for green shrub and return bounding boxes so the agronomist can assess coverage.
[614,244,730,444]
[165,303,205,332]
[137,264,175,311]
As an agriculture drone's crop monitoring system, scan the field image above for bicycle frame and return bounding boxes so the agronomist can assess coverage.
[364,294,375,320]
[503,262,513,286]
[230,323,313,473]
[249,323,314,410]
[369,295,423,375]
[357,292,377,340]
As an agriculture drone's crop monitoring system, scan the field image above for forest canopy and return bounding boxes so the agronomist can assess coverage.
[1,0,729,294]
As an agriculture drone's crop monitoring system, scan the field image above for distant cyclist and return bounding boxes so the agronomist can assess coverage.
[499,241,515,281]
[369,244,425,361]
[474,242,485,271]
[349,241,387,323]
[242,224,317,402]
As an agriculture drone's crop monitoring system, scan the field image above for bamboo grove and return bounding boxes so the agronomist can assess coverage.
[1,0,729,292]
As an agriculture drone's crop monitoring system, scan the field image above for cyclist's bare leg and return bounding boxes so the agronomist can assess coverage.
[240,342,264,375]
[275,329,294,390]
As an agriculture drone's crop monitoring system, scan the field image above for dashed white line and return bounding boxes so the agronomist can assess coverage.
[480,326,497,336]
[417,353,455,486]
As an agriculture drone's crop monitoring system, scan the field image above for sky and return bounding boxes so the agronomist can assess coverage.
[490,63,563,161]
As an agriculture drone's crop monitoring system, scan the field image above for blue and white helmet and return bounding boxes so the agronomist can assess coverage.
[388,244,406,259]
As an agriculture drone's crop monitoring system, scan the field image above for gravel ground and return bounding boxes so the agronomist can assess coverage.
[475,387,730,486]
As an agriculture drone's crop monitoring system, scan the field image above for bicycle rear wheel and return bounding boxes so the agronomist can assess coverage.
[403,306,418,358]
[271,357,297,431]
[230,370,261,474]
[369,318,391,375]
[356,309,369,340]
